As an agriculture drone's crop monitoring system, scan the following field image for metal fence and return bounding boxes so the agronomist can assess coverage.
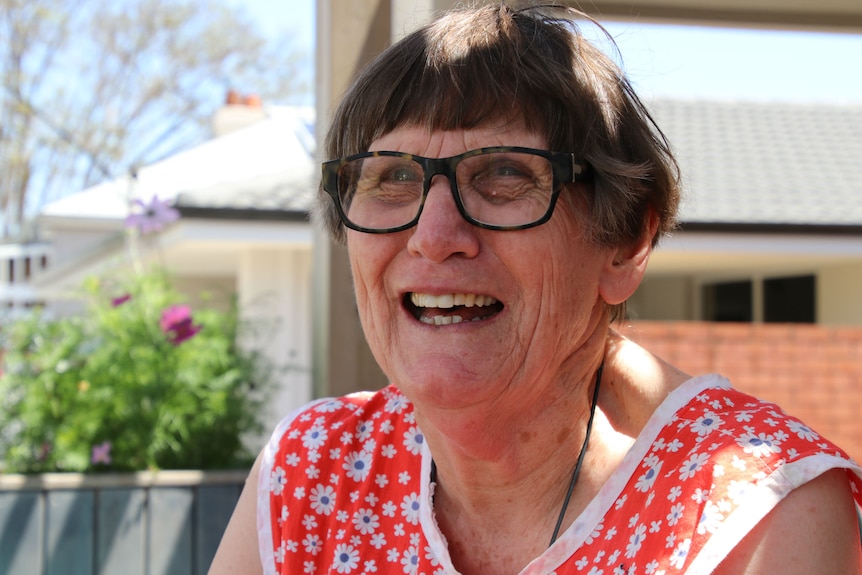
[0,470,246,575]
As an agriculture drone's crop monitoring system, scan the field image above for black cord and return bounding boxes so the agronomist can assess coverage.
[549,362,604,546]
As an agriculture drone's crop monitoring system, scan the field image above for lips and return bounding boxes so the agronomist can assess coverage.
[405,292,503,325]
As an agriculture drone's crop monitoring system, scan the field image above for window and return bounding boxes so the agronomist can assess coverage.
[702,274,815,323]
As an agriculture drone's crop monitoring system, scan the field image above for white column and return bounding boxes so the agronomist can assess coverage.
[238,248,313,437]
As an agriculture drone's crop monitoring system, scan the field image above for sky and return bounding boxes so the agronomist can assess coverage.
[229,0,862,104]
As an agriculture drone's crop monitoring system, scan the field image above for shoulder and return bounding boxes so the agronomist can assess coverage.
[712,467,862,574]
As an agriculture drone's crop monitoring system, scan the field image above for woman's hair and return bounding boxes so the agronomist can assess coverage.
[318,1,680,254]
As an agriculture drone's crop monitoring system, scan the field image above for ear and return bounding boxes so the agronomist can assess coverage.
[598,209,659,305]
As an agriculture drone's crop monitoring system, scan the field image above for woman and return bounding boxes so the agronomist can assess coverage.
[210,3,862,574]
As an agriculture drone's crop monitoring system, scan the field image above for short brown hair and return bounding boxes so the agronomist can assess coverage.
[318,1,680,251]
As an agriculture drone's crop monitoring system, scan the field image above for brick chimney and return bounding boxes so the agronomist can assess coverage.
[212,90,267,137]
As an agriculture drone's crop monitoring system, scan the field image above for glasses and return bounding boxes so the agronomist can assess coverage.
[321,146,591,233]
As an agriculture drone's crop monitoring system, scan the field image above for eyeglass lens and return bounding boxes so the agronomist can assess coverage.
[337,151,556,230]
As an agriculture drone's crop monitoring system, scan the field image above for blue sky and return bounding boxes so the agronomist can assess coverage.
[232,0,861,104]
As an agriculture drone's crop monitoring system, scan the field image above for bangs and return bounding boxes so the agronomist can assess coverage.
[328,4,582,158]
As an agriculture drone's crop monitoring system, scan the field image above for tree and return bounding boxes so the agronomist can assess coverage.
[0,0,309,241]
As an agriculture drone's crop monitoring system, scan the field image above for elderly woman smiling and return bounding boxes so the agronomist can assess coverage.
[210,3,862,574]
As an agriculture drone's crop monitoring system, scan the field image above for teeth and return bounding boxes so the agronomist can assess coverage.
[419,315,465,326]
[410,293,498,309]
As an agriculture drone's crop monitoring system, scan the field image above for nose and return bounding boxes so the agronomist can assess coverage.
[406,175,480,262]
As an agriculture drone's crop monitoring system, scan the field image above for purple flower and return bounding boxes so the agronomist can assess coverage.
[124,195,180,234]
[159,304,202,345]
[111,293,132,307]
[91,441,112,465]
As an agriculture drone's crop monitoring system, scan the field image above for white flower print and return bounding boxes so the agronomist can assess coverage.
[576,556,589,569]
[736,429,782,457]
[385,394,409,414]
[645,559,660,574]
[315,398,344,413]
[303,560,315,573]
[690,412,723,436]
[270,466,287,495]
[357,419,374,441]
[330,448,341,460]
[364,559,378,573]
[424,545,440,566]
[649,520,662,533]
[667,486,682,502]
[353,508,380,534]
[333,543,359,573]
[387,548,400,562]
[586,521,604,544]
[401,493,421,525]
[340,431,353,445]
[336,510,349,522]
[381,501,397,517]
[306,465,320,479]
[670,538,691,569]
[302,425,328,450]
[735,411,753,423]
[667,503,684,526]
[679,452,709,480]
[370,533,387,549]
[587,567,604,575]
[293,486,306,499]
[727,479,754,505]
[625,524,647,558]
[303,533,323,555]
[666,439,684,452]
[309,484,337,515]
[731,454,747,470]
[606,549,621,566]
[398,471,411,485]
[665,533,676,549]
[343,451,373,482]
[376,474,389,488]
[381,444,397,458]
[692,488,710,504]
[787,419,819,442]
[635,461,662,492]
[401,546,421,575]
[366,492,379,506]
[286,452,301,466]
[403,426,425,455]
[301,514,318,530]
[696,501,724,534]
[275,540,287,563]
[615,494,628,510]
[380,420,395,434]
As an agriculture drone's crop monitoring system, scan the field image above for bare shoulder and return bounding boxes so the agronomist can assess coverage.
[601,329,692,436]
[208,451,265,575]
[714,468,862,574]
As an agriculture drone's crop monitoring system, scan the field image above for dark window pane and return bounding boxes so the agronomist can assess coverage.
[764,275,815,323]
[703,280,752,322]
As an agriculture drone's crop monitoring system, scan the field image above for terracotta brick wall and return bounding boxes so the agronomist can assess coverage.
[619,321,862,463]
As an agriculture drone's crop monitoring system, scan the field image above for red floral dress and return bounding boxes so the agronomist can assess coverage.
[257,375,862,574]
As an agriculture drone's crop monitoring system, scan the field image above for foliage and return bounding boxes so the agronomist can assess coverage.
[0,269,272,473]
[0,0,309,240]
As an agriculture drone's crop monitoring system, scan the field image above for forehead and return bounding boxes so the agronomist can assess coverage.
[368,122,548,156]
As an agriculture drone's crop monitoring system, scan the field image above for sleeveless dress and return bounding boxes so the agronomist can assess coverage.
[257,374,862,574]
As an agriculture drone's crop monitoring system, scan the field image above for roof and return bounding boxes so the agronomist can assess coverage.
[39,106,315,222]
[649,99,862,229]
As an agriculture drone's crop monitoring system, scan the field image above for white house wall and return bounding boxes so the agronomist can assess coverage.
[818,263,862,326]
[238,248,313,442]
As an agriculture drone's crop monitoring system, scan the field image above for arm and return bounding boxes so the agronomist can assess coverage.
[208,451,265,575]
[715,468,862,574]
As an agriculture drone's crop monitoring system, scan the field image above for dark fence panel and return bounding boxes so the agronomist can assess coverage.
[0,471,246,575]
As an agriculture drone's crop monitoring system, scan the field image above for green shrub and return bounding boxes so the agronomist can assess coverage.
[0,270,270,473]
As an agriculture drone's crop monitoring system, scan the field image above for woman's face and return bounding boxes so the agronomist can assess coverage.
[346,122,622,413]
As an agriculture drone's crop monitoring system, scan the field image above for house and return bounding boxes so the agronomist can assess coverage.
[5,96,862,457]
[21,99,318,438]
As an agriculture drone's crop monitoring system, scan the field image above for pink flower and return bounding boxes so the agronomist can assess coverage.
[159,305,202,345]
[124,195,180,234]
[91,441,112,465]
[111,293,132,307]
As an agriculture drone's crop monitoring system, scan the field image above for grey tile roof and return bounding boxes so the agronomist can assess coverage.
[175,168,316,214]
[649,99,862,227]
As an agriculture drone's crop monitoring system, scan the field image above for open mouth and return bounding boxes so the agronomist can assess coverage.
[405,292,504,326]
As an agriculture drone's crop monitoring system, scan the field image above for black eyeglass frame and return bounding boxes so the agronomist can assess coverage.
[321,146,592,234]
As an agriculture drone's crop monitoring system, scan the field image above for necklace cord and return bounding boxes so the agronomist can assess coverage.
[548,362,604,546]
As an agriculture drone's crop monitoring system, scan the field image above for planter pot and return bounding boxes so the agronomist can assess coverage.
[0,469,246,575]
